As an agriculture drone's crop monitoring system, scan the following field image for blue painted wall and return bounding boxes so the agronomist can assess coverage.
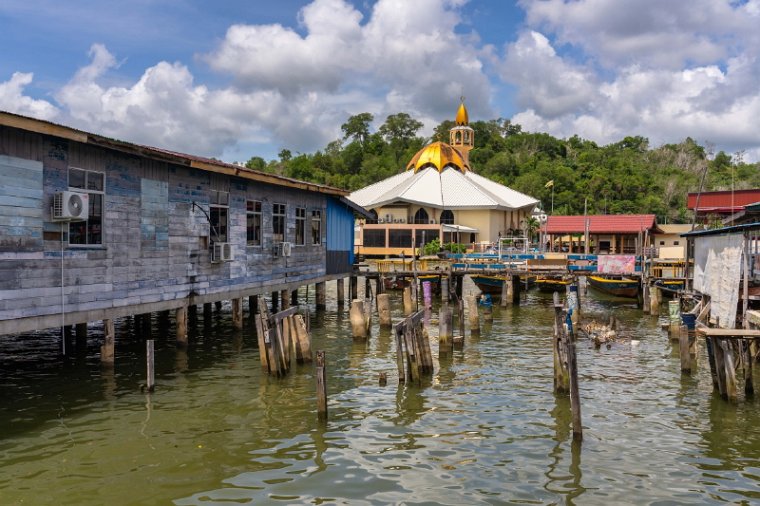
[326,197,355,273]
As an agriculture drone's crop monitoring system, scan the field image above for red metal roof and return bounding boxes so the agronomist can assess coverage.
[687,189,760,213]
[544,214,658,234]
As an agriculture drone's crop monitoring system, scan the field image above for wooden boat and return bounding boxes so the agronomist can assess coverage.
[587,275,639,298]
[471,274,535,294]
[535,275,572,293]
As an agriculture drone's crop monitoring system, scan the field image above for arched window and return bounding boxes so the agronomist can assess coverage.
[367,209,378,224]
[413,208,429,224]
[439,210,454,224]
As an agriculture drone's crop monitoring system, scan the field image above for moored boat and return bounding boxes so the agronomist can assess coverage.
[471,274,535,294]
[587,275,639,298]
[535,275,572,293]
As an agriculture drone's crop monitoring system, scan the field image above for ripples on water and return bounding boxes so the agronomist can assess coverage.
[2,280,760,505]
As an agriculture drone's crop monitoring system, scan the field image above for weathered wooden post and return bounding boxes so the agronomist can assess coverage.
[215,301,222,312]
[422,281,433,310]
[668,300,681,340]
[316,282,326,310]
[337,278,345,307]
[481,295,493,322]
[455,298,465,348]
[500,276,509,308]
[567,283,579,325]
[76,322,88,340]
[650,286,661,316]
[350,299,368,339]
[188,305,198,321]
[349,276,358,301]
[101,319,115,365]
[280,290,290,310]
[467,294,480,335]
[248,295,258,314]
[316,350,327,421]
[175,307,188,346]
[291,289,298,307]
[146,339,155,392]
[270,291,278,312]
[232,298,243,329]
[553,292,569,393]
[679,325,691,373]
[439,304,453,355]
[722,339,738,402]
[441,276,449,304]
[403,287,414,316]
[293,314,313,363]
[203,302,212,319]
[506,275,515,305]
[365,277,372,300]
[642,282,650,314]
[377,293,392,327]
[566,324,583,442]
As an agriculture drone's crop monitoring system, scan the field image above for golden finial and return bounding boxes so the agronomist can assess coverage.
[455,98,469,126]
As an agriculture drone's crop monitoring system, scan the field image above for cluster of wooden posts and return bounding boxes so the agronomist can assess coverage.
[394,310,434,385]
[253,304,313,377]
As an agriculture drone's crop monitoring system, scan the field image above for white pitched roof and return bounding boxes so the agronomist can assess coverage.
[348,166,538,210]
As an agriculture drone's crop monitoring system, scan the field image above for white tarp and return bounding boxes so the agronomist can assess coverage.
[693,233,743,328]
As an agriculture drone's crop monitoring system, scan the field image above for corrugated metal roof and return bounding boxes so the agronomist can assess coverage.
[348,166,538,210]
[687,189,760,212]
[545,214,658,234]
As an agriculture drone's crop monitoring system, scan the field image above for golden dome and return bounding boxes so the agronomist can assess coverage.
[406,141,468,173]
[455,101,469,126]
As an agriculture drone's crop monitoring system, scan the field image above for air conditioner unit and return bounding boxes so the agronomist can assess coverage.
[378,218,385,223]
[393,218,400,223]
[212,242,233,263]
[53,191,89,222]
[281,242,292,257]
[429,219,436,224]
[399,218,405,223]
[385,214,392,222]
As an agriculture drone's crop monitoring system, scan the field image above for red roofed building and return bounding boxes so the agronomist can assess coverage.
[543,214,660,254]
[687,189,760,220]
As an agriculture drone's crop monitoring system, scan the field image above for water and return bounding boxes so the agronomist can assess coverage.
[2,280,760,505]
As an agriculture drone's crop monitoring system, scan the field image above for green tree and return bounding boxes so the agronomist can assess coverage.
[341,113,374,145]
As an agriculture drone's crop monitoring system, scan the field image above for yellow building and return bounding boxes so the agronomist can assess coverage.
[348,102,538,256]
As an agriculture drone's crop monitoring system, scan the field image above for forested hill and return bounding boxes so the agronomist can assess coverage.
[241,112,760,223]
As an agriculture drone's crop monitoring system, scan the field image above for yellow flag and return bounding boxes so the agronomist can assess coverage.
[545,180,554,188]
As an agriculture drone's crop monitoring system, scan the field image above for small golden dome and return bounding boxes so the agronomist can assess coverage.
[455,101,469,126]
[406,142,468,173]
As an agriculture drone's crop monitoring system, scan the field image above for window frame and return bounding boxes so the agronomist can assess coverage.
[272,203,286,243]
[67,167,105,247]
[311,209,322,245]
[246,200,262,246]
[295,207,306,246]
[209,190,229,244]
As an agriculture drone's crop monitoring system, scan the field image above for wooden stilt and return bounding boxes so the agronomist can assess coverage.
[553,292,569,394]
[350,300,367,339]
[175,307,188,346]
[395,323,406,383]
[403,287,414,316]
[501,276,509,308]
[291,289,298,307]
[188,305,198,321]
[679,325,691,373]
[271,291,279,312]
[650,286,661,316]
[146,339,155,392]
[378,293,392,327]
[441,276,449,304]
[316,282,326,310]
[379,372,387,386]
[76,322,88,340]
[203,302,212,319]
[566,331,582,441]
[642,283,650,314]
[349,276,358,301]
[467,295,479,334]
[248,296,258,315]
[743,339,754,397]
[365,277,372,300]
[316,350,327,421]
[722,339,738,402]
[254,310,269,371]
[454,298,465,349]
[232,298,243,329]
[101,318,115,365]
[439,304,452,354]
[280,289,290,310]
[337,278,345,307]
[214,301,222,312]
[293,314,313,363]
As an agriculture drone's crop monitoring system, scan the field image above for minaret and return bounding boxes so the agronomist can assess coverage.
[449,98,474,169]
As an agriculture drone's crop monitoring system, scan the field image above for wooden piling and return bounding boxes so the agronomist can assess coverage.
[553,292,569,393]
[455,298,465,349]
[505,276,514,306]
[567,283,580,325]
[650,286,661,316]
[188,305,198,321]
[254,311,269,370]
[441,276,449,304]
[566,331,583,441]
[467,295,479,334]
[203,302,212,319]
[293,314,313,363]
[280,289,290,310]
[395,324,406,383]
[349,276,358,301]
[439,304,453,353]
[215,300,222,312]
[232,298,243,329]
[337,278,345,307]
[271,291,279,313]
[350,299,368,339]
[500,276,509,308]
[249,295,258,314]
[316,350,327,421]
[668,300,681,341]
[175,307,188,345]
[679,325,691,373]
[378,293,392,327]
[316,282,326,310]
[403,287,414,316]
[146,339,155,392]
[722,339,738,402]
[101,318,115,365]
[291,289,298,307]
[642,282,650,314]
[365,277,372,300]
[422,281,433,310]
[76,322,88,340]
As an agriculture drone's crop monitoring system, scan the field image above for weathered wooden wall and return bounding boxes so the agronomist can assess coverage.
[0,125,342,335]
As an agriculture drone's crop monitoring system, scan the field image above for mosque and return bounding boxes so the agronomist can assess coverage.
[348,101,539,256]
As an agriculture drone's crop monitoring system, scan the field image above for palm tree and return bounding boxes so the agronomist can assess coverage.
[525,216,540,245]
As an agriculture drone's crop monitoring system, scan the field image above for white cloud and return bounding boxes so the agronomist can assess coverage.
[0,72,59,120]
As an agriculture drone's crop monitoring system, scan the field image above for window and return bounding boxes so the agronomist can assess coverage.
[246,200,262,246]
[659,240,665,246]
[210,190,229,243]
[363,229,385,247]
[674,241,680,246]
[68,168,104,246]
[389,229,412,248]
[440,210,454,225]
[311,210,322,245]
[413,208,429,224]
[295,207,306,245]
[273,203,286,243]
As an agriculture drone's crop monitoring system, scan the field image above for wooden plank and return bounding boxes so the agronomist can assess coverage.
[316,350,327,420]
[697,328,760,337]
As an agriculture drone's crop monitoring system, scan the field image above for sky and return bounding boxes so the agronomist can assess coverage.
[1,0,760,164]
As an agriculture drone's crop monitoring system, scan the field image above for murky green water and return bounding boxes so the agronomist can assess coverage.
[2,278,760,505]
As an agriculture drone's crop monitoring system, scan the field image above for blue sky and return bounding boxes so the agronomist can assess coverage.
[2,0,759,164]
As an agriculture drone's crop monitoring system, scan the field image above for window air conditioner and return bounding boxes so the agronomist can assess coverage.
[53,191,89,222]
[281,242,292,257]
[378,218,385,223]
[429,219,436,224]
[212,242,233,263]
